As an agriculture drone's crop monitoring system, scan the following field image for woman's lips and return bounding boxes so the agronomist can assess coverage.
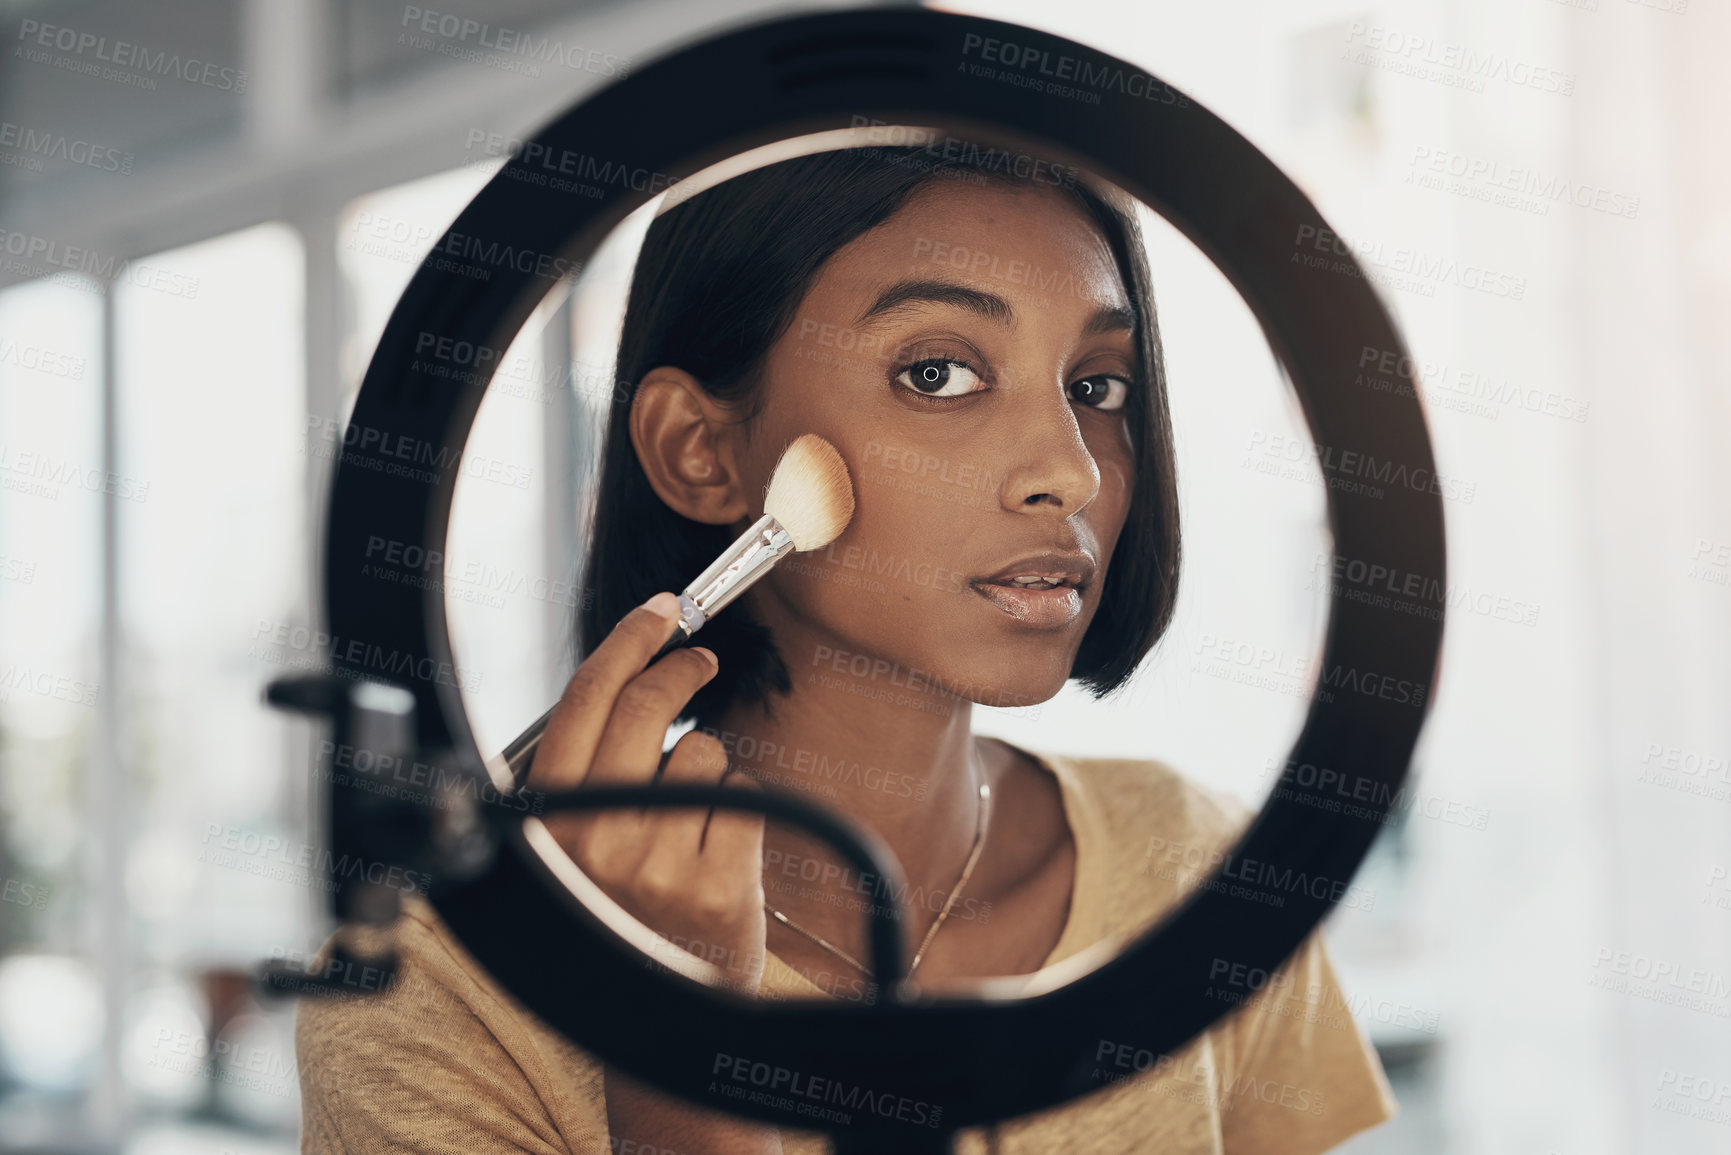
[970,580,1084,628]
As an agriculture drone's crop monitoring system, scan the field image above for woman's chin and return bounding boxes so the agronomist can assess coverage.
[957,670,1066,714]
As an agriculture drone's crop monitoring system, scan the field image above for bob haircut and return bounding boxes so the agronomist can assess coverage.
[579,143,1181,724]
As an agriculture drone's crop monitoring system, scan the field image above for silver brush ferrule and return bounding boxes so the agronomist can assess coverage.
[676,512,794,637]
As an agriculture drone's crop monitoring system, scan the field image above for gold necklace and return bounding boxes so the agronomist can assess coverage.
[763,744,990,982]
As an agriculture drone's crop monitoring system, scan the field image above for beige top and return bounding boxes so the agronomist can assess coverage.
[296,745,1398,1153]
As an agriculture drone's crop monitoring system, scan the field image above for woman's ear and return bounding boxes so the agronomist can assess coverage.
[629,366,752,526]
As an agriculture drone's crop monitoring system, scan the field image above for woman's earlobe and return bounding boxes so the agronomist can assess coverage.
[629,366,752,526]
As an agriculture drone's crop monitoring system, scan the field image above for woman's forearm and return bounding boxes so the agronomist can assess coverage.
[607,1068,785,1155]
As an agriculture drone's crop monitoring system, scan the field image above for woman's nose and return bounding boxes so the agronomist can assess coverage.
[998,387,1101,514]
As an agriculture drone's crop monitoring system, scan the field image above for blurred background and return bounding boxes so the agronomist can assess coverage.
[1,0,1727,1152]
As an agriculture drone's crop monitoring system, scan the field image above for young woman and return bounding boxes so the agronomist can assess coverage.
[297,143,1398,1154]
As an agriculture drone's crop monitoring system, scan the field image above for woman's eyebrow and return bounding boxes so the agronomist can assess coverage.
[853,280,1138,340]
[854,280,1015,328]
[1082,304,1137,337]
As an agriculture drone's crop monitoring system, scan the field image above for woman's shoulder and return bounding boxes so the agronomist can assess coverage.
[1023,743,1254,860]
[996,742,1258,938]
[293,896,609,1151]
[293,897,531,1085]
[1005,746,1400,1147]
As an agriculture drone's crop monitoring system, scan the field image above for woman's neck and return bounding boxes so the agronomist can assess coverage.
[695,643,992,957]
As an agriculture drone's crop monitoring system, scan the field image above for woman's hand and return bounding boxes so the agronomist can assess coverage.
[526,591,767,993]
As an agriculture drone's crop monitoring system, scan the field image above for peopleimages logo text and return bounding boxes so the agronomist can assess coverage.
[712,1054,942,1128]
[16,19,247,92]
[959,34,1189,105]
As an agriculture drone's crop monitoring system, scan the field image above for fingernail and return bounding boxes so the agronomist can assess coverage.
[644,592,681,621]
[693,646,719,669]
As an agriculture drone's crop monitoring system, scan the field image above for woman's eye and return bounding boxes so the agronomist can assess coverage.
[894,358,987,399]
[1068,375,1130,412]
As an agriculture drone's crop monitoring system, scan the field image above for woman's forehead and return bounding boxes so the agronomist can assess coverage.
[883,178,1112,250]
[807,182,1131,320]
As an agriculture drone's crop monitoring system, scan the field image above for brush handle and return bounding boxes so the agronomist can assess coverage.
[495,514,796,788]
[499,703,556,787]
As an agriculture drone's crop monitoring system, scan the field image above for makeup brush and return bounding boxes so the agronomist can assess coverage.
[495,433,855,785]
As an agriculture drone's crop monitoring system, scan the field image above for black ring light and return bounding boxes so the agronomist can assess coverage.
[291,7,1445,1153]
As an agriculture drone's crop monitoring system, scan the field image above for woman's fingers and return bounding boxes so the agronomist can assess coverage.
[514,594,763,987]
[639,734,765,986]
[633,731,733,908]
[647,729,732,846]
[585,646,718,787]
[700,769,767,893]
[526,593,686,792]
[542,645,717,902]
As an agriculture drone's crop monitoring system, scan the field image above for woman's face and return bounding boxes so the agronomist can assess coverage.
[734,177,1139,709]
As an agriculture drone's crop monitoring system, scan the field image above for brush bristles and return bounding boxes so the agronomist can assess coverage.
[763,433,855,551]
